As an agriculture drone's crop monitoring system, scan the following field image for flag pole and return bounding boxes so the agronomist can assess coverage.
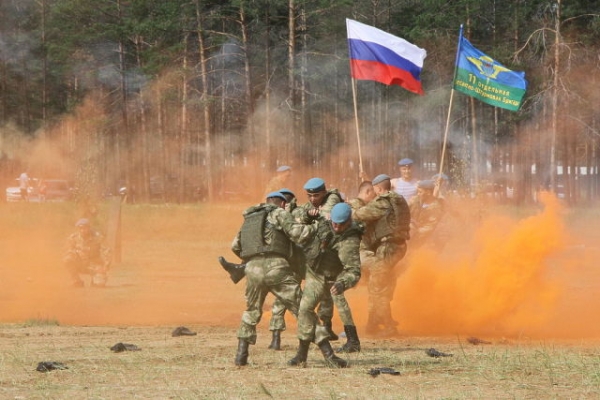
[351,77,364,180]
[436,24,464,196]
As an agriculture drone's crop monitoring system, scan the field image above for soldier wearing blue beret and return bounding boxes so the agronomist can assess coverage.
[229,190,316,366]
[408,180,445,248]
[288,202,363,368]
[353,173,411,337]
[296,177,344,341]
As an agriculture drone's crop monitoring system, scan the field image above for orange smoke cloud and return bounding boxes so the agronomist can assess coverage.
[390,192,570,337]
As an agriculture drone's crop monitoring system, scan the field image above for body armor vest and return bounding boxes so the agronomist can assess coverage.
[239,205,292,259]
[373,195,410,241]
[314,223,362,279]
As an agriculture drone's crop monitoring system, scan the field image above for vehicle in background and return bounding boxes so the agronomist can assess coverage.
[38,179,73,202]
[5,178,38,202]
[5,178,72,202]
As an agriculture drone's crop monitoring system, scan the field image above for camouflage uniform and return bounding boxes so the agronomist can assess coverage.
[264,176,286,197]
[297,218,362,344]
[327,197,369,328]
[64,227,111,287]
[232,204,315,345]
[353,191,410,335]
[296,189,343,332]
[408,196,445,249]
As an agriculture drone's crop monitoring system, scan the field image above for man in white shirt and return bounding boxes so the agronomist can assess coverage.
[19,172,30,201]
[390,158,418,202]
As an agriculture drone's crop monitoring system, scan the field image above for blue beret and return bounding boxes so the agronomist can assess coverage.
[278,188,295,197]
[417,180,435,190]
[432,173,449,181]
[76,218,90,227]
[303,177,326,193]
[398,158,414,166]
[330,203,352,223]
[277,165,291,172]
[372,174,391,186]
[266,191,287,201]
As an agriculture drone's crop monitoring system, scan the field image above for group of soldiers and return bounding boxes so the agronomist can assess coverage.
[221,158,446,368]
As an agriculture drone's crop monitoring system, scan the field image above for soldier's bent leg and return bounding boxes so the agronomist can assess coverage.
[218,256,246,284]
[332,293,355,326]
[297,269,327,343]
[64,254,86,287]
[317,293,338,341]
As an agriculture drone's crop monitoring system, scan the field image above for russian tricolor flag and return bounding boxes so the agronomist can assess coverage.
[347,19,427,95]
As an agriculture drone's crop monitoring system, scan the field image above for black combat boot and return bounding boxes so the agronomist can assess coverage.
[268,330,281,350]
[218,256,246,284]
[287,340,311,366]
[323,320,339,341]
[336,325,361,353]
[318,339,348,368]
[234,339,250,366]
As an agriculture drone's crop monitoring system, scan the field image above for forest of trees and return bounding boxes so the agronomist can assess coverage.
[0,0,598,204]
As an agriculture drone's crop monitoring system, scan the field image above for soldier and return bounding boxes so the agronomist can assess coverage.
[64,218,111,287]
[266,187,304,350]
[296,177,343,341]
[409,180,445,249]
[334,180,376,353]
[218,188,303,351]
[230,191,316,366]
[353,174,411,337]
[288,203,362,368]
[391,158,419,202]
[264,166,292,197]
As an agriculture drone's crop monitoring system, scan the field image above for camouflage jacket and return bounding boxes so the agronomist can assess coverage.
[232,204,316,258]
[408,196,444,244]
[353,191,410,242]
[264,176,286,197]
[65,230,111,268]
[304,218,362,289]
[296,188,343,223]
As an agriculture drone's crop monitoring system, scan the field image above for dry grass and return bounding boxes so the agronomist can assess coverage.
[1,200,600,399]
[2,324,600,399]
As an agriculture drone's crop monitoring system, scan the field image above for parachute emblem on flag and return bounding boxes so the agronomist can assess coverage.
[466,55,511,80]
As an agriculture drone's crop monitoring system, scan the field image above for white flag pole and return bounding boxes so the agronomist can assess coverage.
[351,77,364,180]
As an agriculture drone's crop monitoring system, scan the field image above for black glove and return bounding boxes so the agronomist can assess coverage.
[331,281,345,295]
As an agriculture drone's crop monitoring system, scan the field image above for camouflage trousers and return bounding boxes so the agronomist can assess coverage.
[297,267,336,344]
[269,267,336,331]
[361,241,407,330]
[268,287,341,331]
[64,253,107,284]
[237,255,301,344]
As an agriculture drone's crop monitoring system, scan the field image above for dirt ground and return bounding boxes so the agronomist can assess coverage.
[2,197,600,398]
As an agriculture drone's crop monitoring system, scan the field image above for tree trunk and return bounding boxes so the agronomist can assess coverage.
[550,0,561,193]
[195,0,213,201]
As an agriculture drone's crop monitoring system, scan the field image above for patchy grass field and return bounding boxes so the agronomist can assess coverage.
[1,199,600,399]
